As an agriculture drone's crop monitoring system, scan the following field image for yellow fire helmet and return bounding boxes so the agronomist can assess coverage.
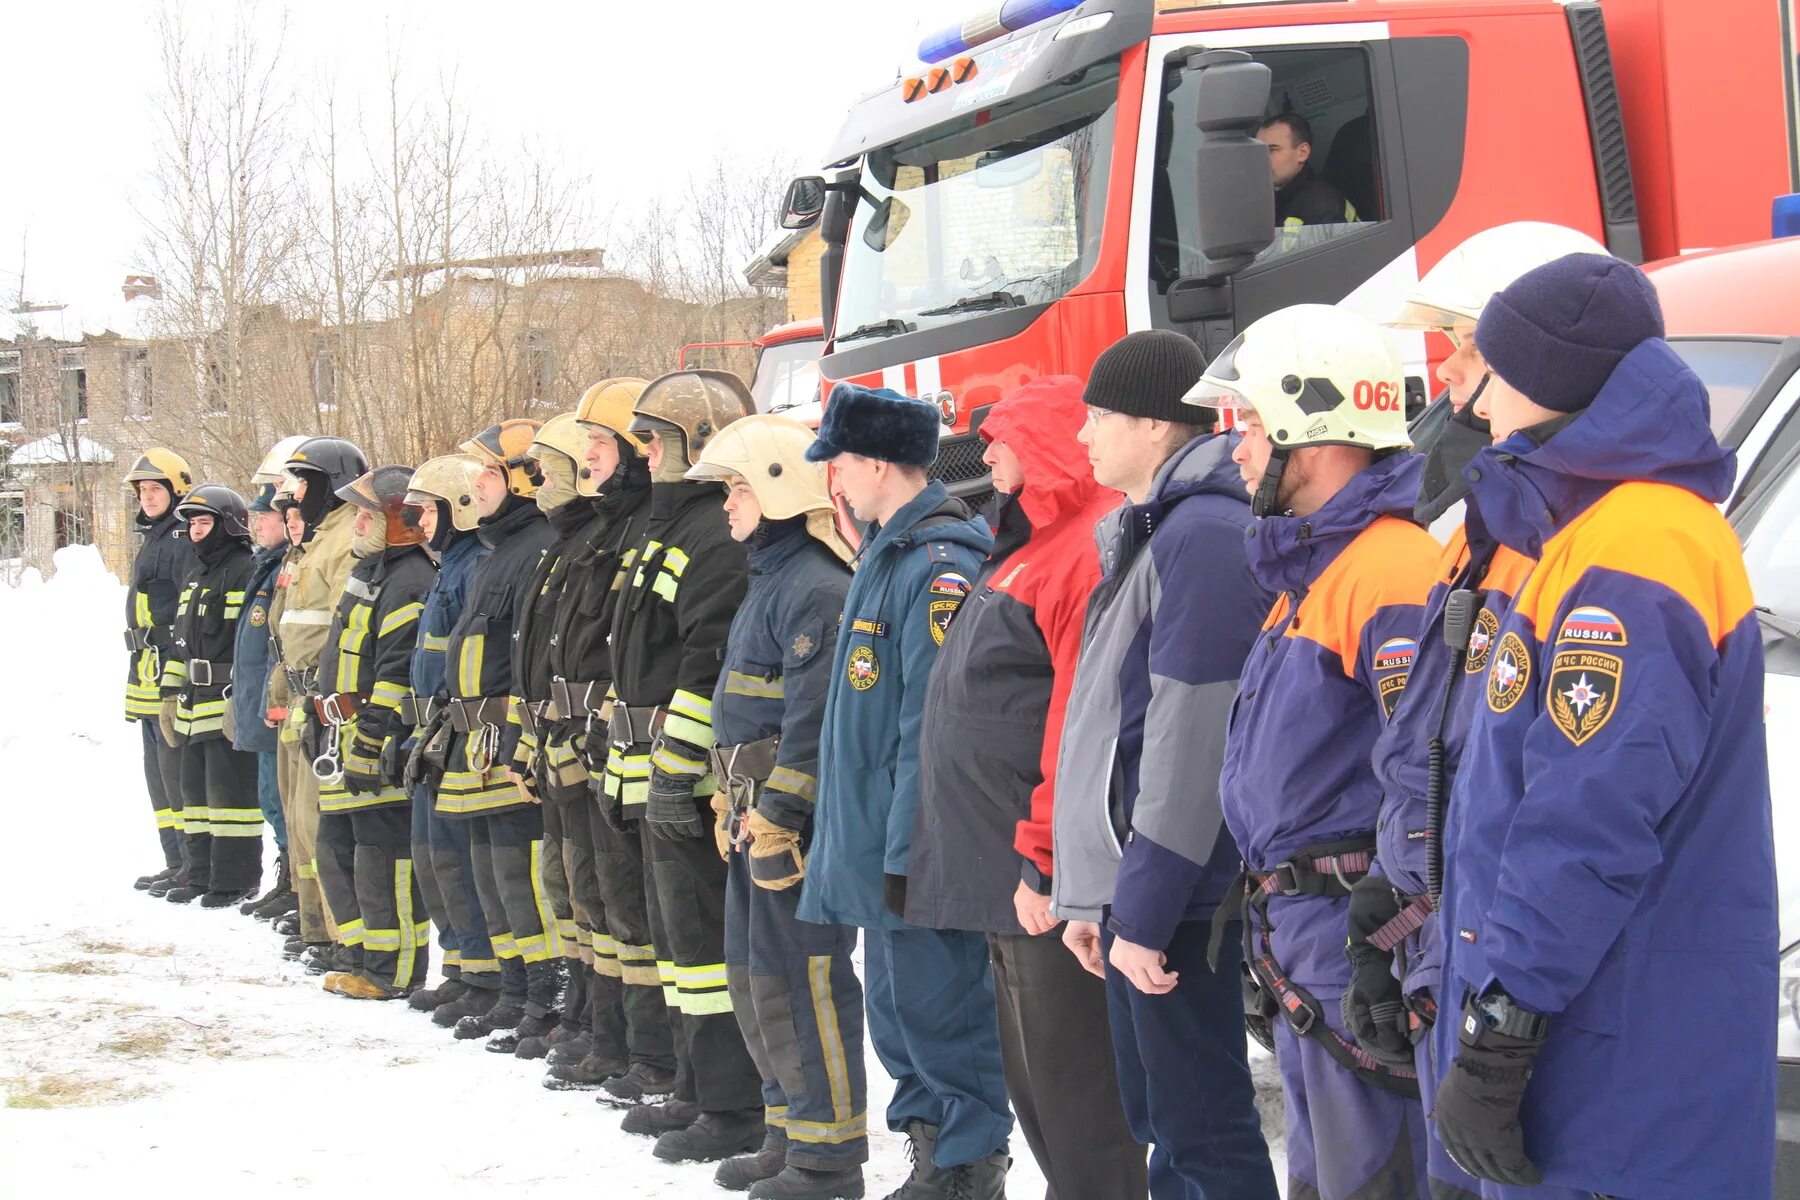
[123,448,195,502]
[528,413,598,496]
[629,369,754,480]
[574,377,651,451]
[404,455,486,533]
[1388,222,1608,333]
[459,418,545,497]
[252,435,315,486]
[686,413,852,562]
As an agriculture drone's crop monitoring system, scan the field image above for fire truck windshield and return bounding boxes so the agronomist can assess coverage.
[835,59,1120,343]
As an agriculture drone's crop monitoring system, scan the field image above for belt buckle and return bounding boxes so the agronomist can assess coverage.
[1271,861,1302,896]
[189,660,212,688]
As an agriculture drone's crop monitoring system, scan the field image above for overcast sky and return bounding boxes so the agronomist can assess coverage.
[0,0,972,337]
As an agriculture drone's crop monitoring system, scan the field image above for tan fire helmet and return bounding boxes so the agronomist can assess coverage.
[459,418,545,497]
[685,413,853,563]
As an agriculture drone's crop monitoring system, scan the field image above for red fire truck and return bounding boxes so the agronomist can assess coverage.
[781,0,1799,498]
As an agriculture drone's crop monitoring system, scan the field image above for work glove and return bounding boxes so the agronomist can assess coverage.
[343,759,383,796]
[221,695,238,743]
[158,696,180,749]
[883,873,908,919]
[710,793,734,861]
[1434,991,1548,1187]
[644,771,705,841]
[746,810,805,891]
[382,734,409,788]
[1341,876,1416,1070]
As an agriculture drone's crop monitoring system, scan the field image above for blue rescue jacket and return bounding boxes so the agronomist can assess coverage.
[229,543,287,754]
[1437,339,1775,1200]
[411,532,489,711]
[798,481,992,931]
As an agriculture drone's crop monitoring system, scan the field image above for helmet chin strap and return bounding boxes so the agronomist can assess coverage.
[1465,371,1491,410]
[1251,446,1291,518]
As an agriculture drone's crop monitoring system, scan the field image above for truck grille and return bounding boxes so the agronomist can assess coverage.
[930,431,993,511]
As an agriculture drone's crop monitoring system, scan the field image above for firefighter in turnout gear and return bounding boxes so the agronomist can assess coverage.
[1193,306,1439,1200]
[604,370,762,1161]
[401,456,504,1022]
[1355,223,1607,1200]
[436,420,562,1046]
[159,485,263,907]
[124,448,198,893]
[683,414,868,1199]
[504,412,607,1062]
[267,436,369,959]
[541,378,683,1099]
[312,467,437,1000]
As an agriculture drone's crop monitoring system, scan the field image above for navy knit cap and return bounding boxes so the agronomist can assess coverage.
[247,482,278,513]
[1474,252,1664,413]
[805,383,941,467]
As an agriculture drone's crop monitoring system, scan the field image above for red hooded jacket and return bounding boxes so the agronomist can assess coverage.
[904,376,1122,934]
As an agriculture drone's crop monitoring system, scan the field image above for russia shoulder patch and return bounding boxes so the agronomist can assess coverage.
[1373,637,1417,673]
[1555,606,1628,647]
[928,571,971,598]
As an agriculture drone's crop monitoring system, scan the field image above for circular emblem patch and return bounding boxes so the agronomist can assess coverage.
[1463,608,1498,675]
[847,645,879,692]
[1486,631,1532,713]
[250,607,267,628]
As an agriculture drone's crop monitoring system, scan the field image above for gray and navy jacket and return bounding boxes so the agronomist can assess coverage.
[799,481,993,932]
[1049,434,1271,951]
[711,522,850,833]
[230,543,286,754]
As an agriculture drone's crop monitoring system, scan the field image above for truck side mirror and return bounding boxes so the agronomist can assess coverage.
[1168,49,1274,323]
[781,176,828,230]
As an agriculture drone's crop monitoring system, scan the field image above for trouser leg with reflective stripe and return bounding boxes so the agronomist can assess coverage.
[482,806,561,1016]
[279,739,330,943]
[557,787,627,1058]
[468,816,528,1000]
[725,843,868,1168]
[409,781,454,977]
[142,720,183,869]
[646,805,762,1114]
[539,785,578,961]
[201,738,262,892]
[257,750,286,852]
[596,806,674,1072]
[423,798,500,988]
[178,742,213,890]
[640,815,696,1103]
[316,811,363,964]
[351,806,429,993]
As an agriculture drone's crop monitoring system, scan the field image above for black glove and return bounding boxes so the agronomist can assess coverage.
[1434,990,1548,1187]
[343,762,382,795]
[883,873,907,919]
[644,771,705,840]
[1341,876,1415,1069]
[382,735,409,788]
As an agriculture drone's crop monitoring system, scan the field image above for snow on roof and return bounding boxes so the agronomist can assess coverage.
[9,433,115,465]
[0,290,161,345]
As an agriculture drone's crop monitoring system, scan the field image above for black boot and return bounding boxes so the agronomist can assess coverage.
[490,1010,557,1055]
[542,1049,628,1091]
[201,888,256,909]
[545,1029,593,1068]
[880,1122,943,1200]
[242,855,292,915]
[147,869,185,898]
[301,944,350,975]
[409,977,471,1013]
[164,882,206,904]
[715,1129,787,1191]
[750,1165,868,1200]
[431,985,499,1028]
[598,1061,677,1107]
[271,911,300,936]
[620,1097,699,1138]
[137,866,179,891]
[454,999,523,1040]
[282,937,307,961]
[654,1108,766,1164]
[936,1153,1009,1200]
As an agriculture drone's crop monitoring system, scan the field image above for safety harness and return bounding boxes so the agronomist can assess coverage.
[709,736,780,849]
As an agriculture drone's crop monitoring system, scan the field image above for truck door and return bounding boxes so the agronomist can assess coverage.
[1128,22,1469,392]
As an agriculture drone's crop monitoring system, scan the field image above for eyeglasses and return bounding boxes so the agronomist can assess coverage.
[1082,406,1118,427]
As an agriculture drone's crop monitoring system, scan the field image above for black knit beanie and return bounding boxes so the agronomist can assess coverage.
[1082,330,1206,422]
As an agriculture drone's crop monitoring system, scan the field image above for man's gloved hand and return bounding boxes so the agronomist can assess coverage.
[158,696,180,749]
[746,810,804,891]
[644,771,705,840]
[1434,990,1548,1187]
[1342,875,1415,1069]
[343,761,382,795]
[709,793,733,861]
[383,735,409,788]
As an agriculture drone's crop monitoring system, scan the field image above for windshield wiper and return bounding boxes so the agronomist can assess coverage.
[1756,605,1800,641]
[834,318,916,344]
[918,290,1026,317]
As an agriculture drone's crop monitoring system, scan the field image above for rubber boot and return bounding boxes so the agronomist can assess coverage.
[147,869,185,898]
[490,1010,557,1055]
[409,977,471,1013]
[164,883,206,904]
[654,1108,766,1164]
[431,986,499,1028]
[137,866,179,891]
[454,999,523,1040]
[715,1129,787,1191]
[598,1061,677,1107]
[546,1030,594,1069]
[750,1166,869,1200]
[200,888,256,909]
[620,1097,700,1138]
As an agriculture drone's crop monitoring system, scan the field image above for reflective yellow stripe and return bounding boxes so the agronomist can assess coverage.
[134,592,152,626]
[651,573,679,603]
[422,634,449,652]
[337,602,373,693]
[662,547,689,577]
[651,745,705,776]
[767,766,816,805]
[766,1104,790,1129]
[393,858,419,989]
[660,713,713,750]
[207,808,264,824]
[785,1114,868,1146]
[296,859,318,881]
[724,671,784,699]
[632,541,662,589]
[378,601,423,639]
[460,958,500,974]
[490,931,519,960]
[337,919,366,948]
[457,634,485,696]
[809,955,854,1123]
[370,680,408,708]
[153,807,180,830]
[528,840,563,963]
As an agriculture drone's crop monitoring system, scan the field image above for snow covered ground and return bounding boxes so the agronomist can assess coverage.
[0,547,1285,1196]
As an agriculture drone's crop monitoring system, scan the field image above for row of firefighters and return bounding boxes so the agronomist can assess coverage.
[117,223,1775,1200]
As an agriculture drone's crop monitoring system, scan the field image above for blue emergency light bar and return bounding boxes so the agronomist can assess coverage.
[918,0,1085,64]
